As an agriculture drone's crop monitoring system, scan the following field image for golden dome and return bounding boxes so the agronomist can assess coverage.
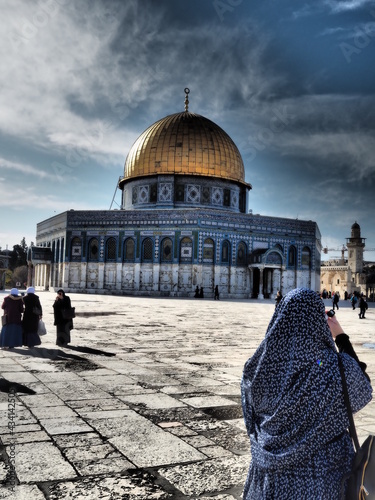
[119,111,250,188]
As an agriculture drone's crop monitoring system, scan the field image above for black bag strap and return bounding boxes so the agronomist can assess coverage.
[337,354,360,452]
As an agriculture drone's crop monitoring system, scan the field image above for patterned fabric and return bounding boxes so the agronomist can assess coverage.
[241,288,373,500]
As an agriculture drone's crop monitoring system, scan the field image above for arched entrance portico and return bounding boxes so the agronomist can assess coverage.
[249,248,285,299]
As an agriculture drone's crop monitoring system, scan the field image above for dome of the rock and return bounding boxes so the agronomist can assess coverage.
[119,111,249,189]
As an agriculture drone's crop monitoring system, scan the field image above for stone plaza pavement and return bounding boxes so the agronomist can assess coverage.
[0,292,374,499]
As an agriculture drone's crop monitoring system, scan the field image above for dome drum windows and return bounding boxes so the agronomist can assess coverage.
[132,187,138,204]
[150,183,157,203]
[138,186,149,204]
[159,183,173,202]
[223,189,230,207]
[187,185,200,204]
[175,184,185,202]
[212,187,223,205]
[202,186,210,204]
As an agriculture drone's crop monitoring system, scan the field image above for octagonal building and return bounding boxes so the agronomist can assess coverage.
[31,91,321,298]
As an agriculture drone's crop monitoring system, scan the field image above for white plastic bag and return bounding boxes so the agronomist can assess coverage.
[37,319,47,336]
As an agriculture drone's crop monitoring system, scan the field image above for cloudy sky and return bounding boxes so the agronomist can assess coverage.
[1,0,375,261]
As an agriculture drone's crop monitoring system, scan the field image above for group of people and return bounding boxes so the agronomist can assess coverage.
[0,287,73,348]
[0,287,43,349]
[194,285,220,300]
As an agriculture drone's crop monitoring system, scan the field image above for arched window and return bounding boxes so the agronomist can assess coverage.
[237,241,247,266]
[70,237,82,262]
[180,237,192,263]
[203,238,214,263]
[221,240,230,264]
[288,245,297,267]
[142,238,153,262]
[266,252,282,265]
[161,238,173,262]
[301,246,311,268]
[123,238,135,262]
[106,237,117,261]
[88,238,99,262]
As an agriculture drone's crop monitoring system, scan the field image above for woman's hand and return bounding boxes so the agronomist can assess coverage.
[327,315,345,339]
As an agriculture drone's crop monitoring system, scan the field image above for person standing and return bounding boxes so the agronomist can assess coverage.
[214,285,220,300]
[358,295,367,319]
[332,292,340,310]
[0,288,24,349]
[275,290,283,308]
[22,286,42,348]
[53,289,73,346]
[241,288,372,500]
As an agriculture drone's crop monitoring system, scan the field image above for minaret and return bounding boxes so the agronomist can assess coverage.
[346,222,365,273]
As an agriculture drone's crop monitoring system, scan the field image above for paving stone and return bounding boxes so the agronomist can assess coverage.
[166,425,198,437]
[82,409,130,420]
[181,435,215,447]
[53,433,105,448]
[99,412,207,467]
[0,423,42,435]
[67,398,127,413]
[41,380,111,401]
[12,441,77,482]
[80,374,137,388]
[119,393,187,409]
[48,474,173,499]
[73,456,134,475]
[1,430,51,444]
[33,371,82,381]
[158,455,249,496]
[29,405,79,419]
[180,395,238,408]
[63,443,122,461]
[0,484,46,500]
[39,417,94,435]
[18,393,64,407]
[0,372,40,383]
[160,384,199,394]
[198,445,235,458]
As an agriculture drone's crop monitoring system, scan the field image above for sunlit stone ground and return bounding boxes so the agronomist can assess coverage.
[0,291,374,499]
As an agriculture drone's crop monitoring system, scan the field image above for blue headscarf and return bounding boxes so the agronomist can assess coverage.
[241,288,372,472]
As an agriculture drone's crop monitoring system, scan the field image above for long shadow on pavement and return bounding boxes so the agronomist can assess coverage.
[63,345,116,357]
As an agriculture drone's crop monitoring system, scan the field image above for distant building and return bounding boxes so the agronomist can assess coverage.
[320,222,367,297]
[30,91,321,298]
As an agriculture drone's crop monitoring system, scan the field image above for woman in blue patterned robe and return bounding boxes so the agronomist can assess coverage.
[241,288,372,499]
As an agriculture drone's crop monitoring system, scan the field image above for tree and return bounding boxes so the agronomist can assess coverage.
[11,266,28,288]
[9,237,28,270]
